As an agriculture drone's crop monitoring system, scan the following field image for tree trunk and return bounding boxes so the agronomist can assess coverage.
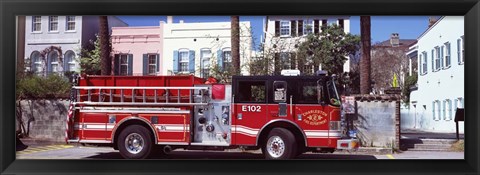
[99,16,111,75]
[360,16,371,94]
[17,16,26,78]
[231,16,241,75]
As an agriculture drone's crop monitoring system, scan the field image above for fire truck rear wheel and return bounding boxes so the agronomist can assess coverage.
[118,125,153,159]
[263,128,297,159]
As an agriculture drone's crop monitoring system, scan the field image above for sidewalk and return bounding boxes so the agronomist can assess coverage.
[401,129,464,140]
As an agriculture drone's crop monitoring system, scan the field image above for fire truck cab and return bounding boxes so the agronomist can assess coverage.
[67,71,358,159]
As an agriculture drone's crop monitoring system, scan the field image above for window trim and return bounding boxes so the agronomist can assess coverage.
[420,51,427,75]
[444,42,451,69]
[178,49,190,73]
[119,54,129,75]
[64,51,77,72]
[48,16,59,32]
[458,36,464,65]
[65,16,76,32]
[279,20,291,37]
[48,51,59,73]
[200,48,212,78]
[147,54,157,75]
[303,19,314,36]
[434,46,441,71]
[32,16,42,33]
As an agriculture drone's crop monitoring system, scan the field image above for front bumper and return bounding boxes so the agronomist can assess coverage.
[336,139,359,150]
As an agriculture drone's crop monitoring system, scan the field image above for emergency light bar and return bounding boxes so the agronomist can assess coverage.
[281,69,300,76]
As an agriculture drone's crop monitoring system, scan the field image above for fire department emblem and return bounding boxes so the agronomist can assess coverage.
[303,110,328,126]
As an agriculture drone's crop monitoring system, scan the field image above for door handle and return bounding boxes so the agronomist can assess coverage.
[237,113,242,120]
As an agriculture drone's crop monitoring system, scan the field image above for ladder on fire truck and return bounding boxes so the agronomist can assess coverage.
[72,86,209,107]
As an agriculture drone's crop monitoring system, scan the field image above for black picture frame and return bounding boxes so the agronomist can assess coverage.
[1,0,479,175]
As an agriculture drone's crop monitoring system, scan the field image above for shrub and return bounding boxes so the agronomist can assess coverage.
[16,74,71,99]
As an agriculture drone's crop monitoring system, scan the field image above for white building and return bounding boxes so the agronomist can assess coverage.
[263,16,351,74]
[161,17,253,78]
[403,16,464,133]
[24,16,127,76]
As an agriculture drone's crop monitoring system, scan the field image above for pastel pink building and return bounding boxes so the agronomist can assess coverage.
[111,26,163,75]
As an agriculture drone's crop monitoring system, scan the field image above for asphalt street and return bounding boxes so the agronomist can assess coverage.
[16,144,464,160]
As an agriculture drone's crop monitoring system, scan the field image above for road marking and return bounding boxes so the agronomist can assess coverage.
[16,144,74,155]
[386,154,395,159]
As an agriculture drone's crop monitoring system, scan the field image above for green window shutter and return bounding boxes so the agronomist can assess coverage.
[143,54,148,75]
[274,21,280,37]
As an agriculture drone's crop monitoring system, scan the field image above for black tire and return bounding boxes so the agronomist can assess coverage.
[117,125,153,159]
[263,128,297,159]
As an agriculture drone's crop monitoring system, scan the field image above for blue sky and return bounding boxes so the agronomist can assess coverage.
[117,16,431,49]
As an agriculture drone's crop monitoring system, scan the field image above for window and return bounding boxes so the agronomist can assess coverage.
[431,49,434,72]
[237,81,266,103]
[273,81,287,102]
[446,99,452,120]
[280,21,291,36]
[280,52,290,69]
[64,51,76,72]
[179,51,189,72]
[49,16,58,32]
[440,46,444,69]
[31,51,42,73]
[444,42,451,68]
[223,50,232,69]
[462,36,465,63]
[433,100,441,121]
[201,49,211,78]
[148,54,157,75]
[297,80,319,104]
[421,52,427,75]
[66,16,75,31]
[48,51,59,73]
[458,37,464,64]
[327,80,340,106]
[435,47,440,71]
[442,100,446,120]
[119,55,129,75]
[32,16,42,32]
[338,19,344,29]
[303,19,314,35]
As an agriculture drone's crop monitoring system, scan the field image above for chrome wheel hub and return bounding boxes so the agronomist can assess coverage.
[267,136,285,158]
[125,133,144,154]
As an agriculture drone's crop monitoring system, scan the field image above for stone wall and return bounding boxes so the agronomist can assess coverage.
[351,95,401,149]
[16,99,70,143]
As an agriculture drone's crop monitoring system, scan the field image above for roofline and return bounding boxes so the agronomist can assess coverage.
[417,16,445,40]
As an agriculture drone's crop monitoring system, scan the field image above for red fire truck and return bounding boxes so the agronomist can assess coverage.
[66,71,358,159]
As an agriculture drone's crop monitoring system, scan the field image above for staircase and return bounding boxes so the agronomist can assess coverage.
[401,138,457,151]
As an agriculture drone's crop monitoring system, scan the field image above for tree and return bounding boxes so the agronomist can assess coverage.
[231,16,241,75]
[79,35,101,75]
[296,24,360,77]
[360,16,371,94]
[370,46,410,94]
[99,16,111,75]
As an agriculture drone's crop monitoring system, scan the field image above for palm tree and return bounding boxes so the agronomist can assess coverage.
[231,16,241,75]
[360,16,371,94]
[99,16,111,75]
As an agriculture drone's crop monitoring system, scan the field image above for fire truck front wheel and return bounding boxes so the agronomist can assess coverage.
[117,125,153,159]
[263,128,297,159]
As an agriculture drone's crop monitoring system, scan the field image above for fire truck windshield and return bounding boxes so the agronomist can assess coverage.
[327,80,341,106]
